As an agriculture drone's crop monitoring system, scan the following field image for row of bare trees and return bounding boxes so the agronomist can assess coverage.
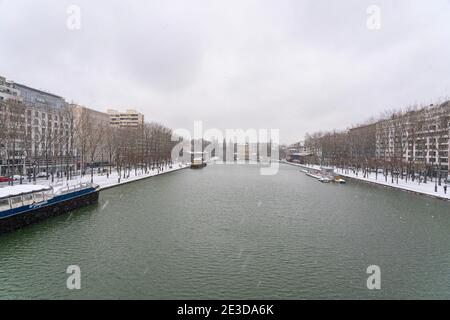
[0,99,177,185]
[304,101,450,185]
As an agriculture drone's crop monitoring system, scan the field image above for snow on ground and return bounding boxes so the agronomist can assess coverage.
[0,163,189,194]
[281,161,450,201]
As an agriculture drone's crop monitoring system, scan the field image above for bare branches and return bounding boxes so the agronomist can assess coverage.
[303,100,450,184]
[1,99,177,183]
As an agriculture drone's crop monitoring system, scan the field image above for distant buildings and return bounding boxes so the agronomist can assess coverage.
[71,104,111,165]
[285,141,314,163]
[107,109,144,128]
[72,104,111,129]
[304,101,450,179]
[0,76,143,176]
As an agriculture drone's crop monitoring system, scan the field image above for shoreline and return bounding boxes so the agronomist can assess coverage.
[0,163,190,194]
[98,165,189,191]
[281,161,450,202]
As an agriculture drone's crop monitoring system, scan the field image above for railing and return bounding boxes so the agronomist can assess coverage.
[56,182,92,195]
[0,188,54,212]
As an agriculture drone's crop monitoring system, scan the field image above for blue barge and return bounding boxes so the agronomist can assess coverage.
[0,183,100,234]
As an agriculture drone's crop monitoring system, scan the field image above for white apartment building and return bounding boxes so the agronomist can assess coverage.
[375,102,450,175]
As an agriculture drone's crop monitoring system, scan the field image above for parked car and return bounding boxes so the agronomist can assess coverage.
[0,176,14,183]
[36,172,50,178]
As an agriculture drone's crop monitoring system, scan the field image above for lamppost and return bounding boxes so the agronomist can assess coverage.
[435,164,438,192]
[20,151,27,185]
[33,161,37,185]
[90,161,94,183]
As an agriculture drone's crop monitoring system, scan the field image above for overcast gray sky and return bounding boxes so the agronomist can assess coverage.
[1,0,450,143]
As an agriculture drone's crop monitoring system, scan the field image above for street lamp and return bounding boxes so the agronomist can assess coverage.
[33,161,37,185]
[90,161,94,183]
[434,164,438,192]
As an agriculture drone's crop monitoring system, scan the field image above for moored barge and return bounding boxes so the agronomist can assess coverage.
[0,183,100,234]
[190,158,207,169]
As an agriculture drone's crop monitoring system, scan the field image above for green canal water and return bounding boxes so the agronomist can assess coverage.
[0,164,449,299]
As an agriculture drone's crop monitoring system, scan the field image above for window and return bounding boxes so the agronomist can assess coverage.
[22,194,34,206]
[34,192,44,203]
[43,190,54,201]
[10,196,23,209]
[0,199,10,211]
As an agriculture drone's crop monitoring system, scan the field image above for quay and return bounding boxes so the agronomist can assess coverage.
[0,163,189,234]
[281,160,450,202]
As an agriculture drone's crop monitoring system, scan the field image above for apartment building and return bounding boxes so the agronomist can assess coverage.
[0,100,75,175]
[71,104,111,165]
[375,102,450,173]
[72,104,111,129]
[0,75,74,176]
[107,109,144,128]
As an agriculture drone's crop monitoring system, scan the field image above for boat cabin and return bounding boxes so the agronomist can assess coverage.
[192,158,204,165]
[0,185,54,212]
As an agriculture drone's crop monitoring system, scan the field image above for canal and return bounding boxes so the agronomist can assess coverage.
[0,163,449,299]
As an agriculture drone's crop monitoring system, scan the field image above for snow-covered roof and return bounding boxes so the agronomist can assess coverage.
[0,185,52,199]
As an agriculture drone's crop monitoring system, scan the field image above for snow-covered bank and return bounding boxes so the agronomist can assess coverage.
[1,163,189,193]
[281,161,450,201]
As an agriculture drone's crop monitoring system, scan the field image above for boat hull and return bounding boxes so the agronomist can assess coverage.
[190,163,207,169]
[0,188,99,235]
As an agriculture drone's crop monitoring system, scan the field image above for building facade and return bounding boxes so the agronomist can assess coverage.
[72,104,111,165]
[375,103,450,175]
[13,83,67,110]
[73,104,111,129]
[107,109,144,128]
[0,76,22,102]
[0,75,75,176]
[349,123,377,162]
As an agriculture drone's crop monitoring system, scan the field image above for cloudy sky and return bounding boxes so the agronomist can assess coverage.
[1,0,450,143]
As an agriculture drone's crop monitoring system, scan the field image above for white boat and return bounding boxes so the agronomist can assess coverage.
[0,183,99,234]
[319,177,332,183]
[334,177,347,184]
[306,172,322,180]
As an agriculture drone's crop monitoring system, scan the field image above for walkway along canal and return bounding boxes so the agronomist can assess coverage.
[283,161,450,202]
